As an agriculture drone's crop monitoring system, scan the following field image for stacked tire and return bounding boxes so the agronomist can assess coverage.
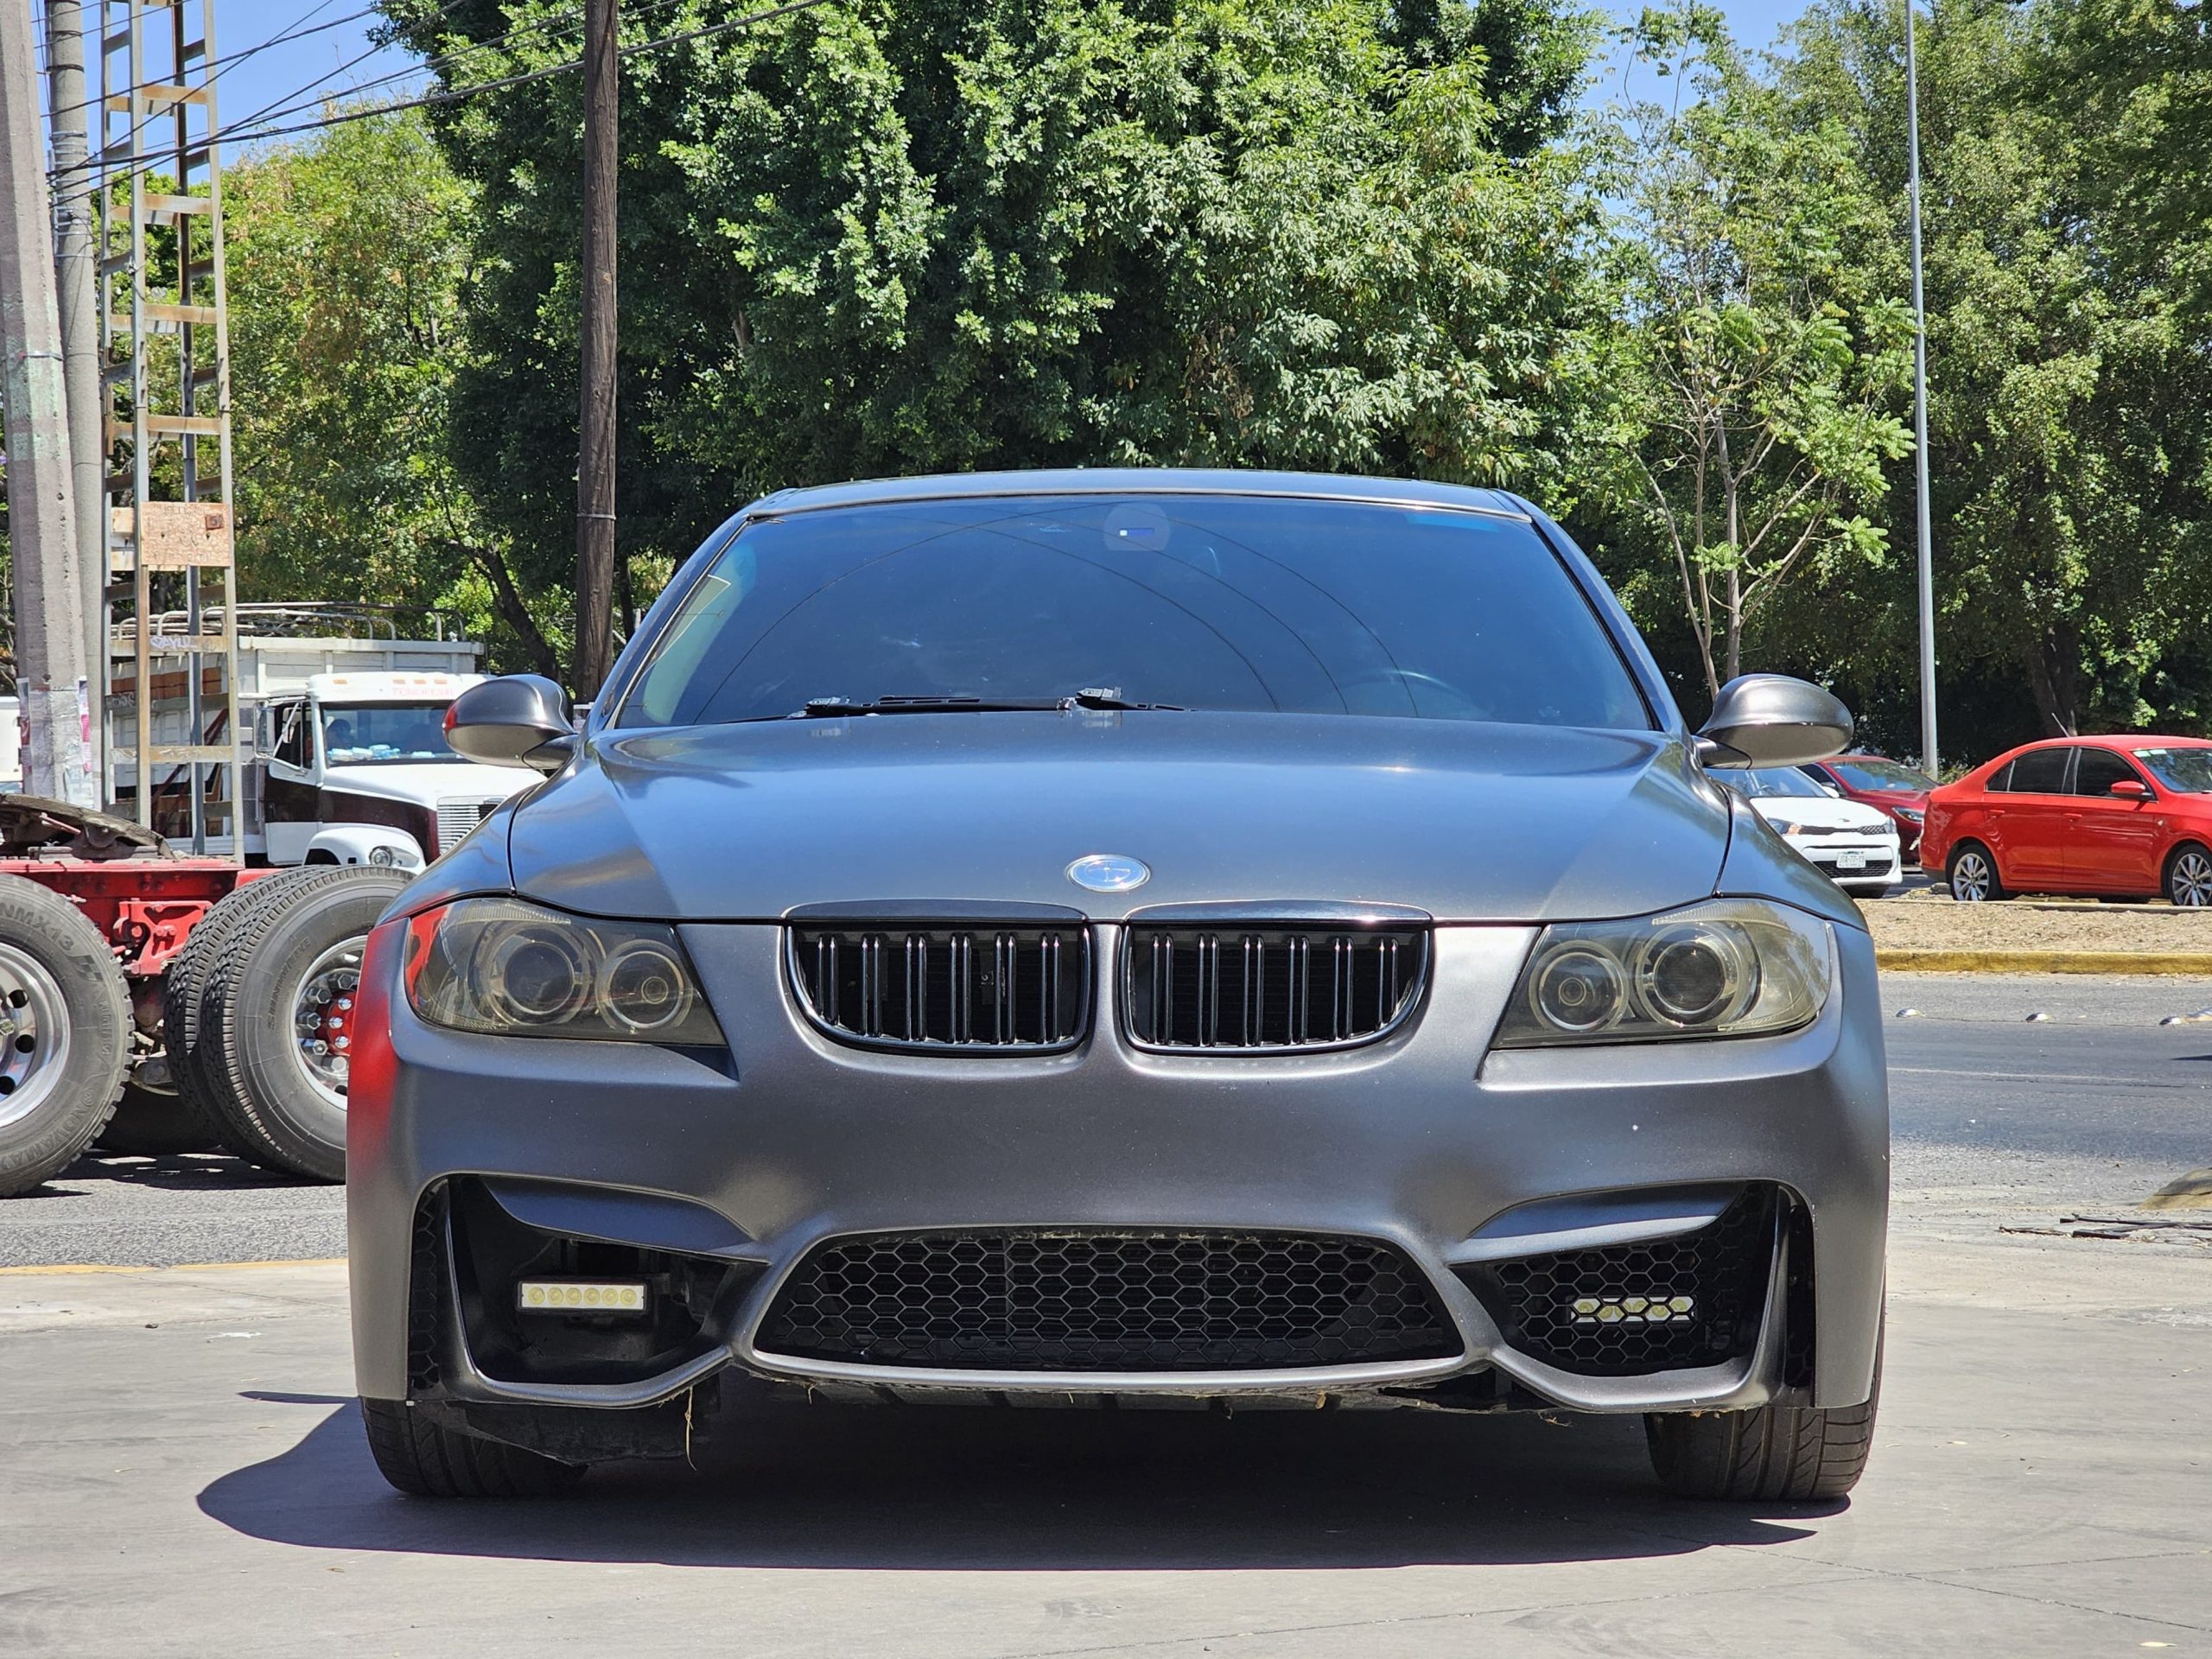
[169,865,411,1181]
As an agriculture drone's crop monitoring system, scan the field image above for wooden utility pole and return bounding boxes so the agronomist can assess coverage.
[0,0,95,805]
[574,0,618,698]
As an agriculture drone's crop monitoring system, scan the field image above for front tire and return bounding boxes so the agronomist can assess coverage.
[1948,842,2005,902]
[1645,1352,1880,1502]
[359,1399,586,1498]
[2166,843,2212,907]
[0,877,131,1197]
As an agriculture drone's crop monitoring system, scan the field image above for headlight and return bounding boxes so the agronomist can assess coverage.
[1494,899,1830,1047]
[1894,807,1924,823]
[402,897,725,1044]
[367,844,403,868]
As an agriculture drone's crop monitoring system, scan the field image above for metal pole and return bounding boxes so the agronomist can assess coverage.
[45,0,105,803]
[574,0,617,698]
[0,0,95,806]
[1905,0,1938,775]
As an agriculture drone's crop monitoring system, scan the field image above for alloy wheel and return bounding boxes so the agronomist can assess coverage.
[1950,850,1992,902]
[2171,850,2212,908]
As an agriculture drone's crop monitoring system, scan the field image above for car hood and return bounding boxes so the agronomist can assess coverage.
[323,762,533,807]
[1748,798,1895,836]
[501,713,1732,925]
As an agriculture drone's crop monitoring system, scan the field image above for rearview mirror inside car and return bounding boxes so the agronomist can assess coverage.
[1696,674,1855,770]
[445,675,575,773]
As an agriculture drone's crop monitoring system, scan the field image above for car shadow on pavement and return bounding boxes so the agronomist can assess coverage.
[199,1391,1831,1570]
[51,1150,319,1192]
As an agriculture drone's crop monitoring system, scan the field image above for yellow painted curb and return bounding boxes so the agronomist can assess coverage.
[1877,948,2212,976]
[0,1256,345,1278]
[2145,1169,2212,1212]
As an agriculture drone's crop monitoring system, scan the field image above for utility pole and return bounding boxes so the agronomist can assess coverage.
[0,0,96,806]
[1904,0,1939,776]
[574,0,618,699]
[45,0,105,799]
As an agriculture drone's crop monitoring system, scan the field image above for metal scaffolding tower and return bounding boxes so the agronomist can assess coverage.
[94,0,240,854]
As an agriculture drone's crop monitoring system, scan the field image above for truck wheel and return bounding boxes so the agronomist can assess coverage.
[165,868,322,1154]
[200,866,410,1180]
[359,1399,586,1498]
[96,1082,221,1157]
[0,876,131,1198]
[1644,1348,1881,1502]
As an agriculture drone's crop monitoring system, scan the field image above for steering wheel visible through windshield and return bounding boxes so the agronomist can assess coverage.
[613,494,1654,732]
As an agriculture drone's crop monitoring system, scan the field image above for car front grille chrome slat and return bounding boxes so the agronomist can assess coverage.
[1123,925,1427,1053]
[789,924,1090,1053]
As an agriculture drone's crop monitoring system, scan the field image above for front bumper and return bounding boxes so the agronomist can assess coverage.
[350,922,1889,1417]
[1789,834,1902,888]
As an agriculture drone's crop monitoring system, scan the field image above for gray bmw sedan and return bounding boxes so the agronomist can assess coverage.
[348,471,1886,1502]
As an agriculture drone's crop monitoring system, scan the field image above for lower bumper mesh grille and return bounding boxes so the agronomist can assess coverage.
[758,1230,1461,1371]
[1456,1188,1777,1376]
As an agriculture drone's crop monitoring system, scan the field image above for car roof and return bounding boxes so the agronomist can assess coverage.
[742,468,1533,523]
[2005,734,2212,750]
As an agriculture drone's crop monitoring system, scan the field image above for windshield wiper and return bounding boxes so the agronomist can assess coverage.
[792,689,1183,718]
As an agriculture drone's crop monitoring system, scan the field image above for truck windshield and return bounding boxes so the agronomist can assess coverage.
[322,702,466,765]
[613,494,1654,732]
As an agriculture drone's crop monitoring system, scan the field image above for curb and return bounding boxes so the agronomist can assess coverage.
[1876,948,2212,976]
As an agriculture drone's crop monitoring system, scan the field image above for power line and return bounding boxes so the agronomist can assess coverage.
[220,0,837,149]
[232,0,709,140]
[44,0,361,130]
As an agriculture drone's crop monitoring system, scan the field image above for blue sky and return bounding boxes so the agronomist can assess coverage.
[111,0,1811,155]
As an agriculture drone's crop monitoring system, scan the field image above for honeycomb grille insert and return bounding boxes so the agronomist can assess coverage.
[1123,925,1428,1051]
[1457,1189,1776,1376]
[788,925,1090,1052]
[758,1230,1461,1371]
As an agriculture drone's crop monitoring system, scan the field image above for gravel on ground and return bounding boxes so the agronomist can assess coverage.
[1860,887,2212,954]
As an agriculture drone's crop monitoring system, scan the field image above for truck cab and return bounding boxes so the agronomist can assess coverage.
[256,672,533,871]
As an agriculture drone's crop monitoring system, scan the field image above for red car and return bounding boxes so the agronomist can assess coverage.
[1920,735,2212,904]
[1801,753,1936,857]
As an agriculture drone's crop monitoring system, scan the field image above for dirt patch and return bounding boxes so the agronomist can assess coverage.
[1861,889,2212,954]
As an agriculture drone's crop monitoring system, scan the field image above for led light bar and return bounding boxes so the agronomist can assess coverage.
[516,1280,650,1315]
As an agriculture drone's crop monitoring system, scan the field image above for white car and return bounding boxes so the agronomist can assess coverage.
[1732,766,1902,896]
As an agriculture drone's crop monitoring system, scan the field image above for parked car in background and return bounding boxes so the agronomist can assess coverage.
[1921,735,2212,905]
[1730,766,1902,897]
[1800,754,1935,858]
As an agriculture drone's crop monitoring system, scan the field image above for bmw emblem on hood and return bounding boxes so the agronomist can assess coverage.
[1067,854,1150,893]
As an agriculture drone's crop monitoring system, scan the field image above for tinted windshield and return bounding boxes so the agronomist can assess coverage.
[1828,758,1932,792]
[1737,767,1832,799]
[322,702,466,765]
[615,496,1653,731]
[2133,748,2212,794]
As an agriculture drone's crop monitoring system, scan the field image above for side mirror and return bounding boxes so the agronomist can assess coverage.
[445,675,575,773]
[2110,779,2152,801]
[1696,674,1855,769]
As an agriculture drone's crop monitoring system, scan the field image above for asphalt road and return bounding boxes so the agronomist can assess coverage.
[3,971,2207,1269]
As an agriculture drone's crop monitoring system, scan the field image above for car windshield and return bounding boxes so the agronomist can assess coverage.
[2132,747,2212,794]
[613,495,1654,731]
[321,702,466,765]
[1827,758,1932,792]
[1736,766,1833,800]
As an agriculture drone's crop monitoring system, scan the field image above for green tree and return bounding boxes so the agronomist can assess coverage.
[223,108,561,674]
[1605,3,1912,700]
[1777,0,2212,747]
[383,0,1619,669]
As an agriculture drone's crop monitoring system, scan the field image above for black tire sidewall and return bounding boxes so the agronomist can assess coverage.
[226,873,407,1180]
[0,878,131,1195]
[1948,842,1998,901]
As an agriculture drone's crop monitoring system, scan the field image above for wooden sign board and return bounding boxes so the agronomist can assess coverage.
[111,502,232,570]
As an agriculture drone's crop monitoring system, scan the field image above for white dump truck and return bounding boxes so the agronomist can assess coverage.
[118,605,535,870]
